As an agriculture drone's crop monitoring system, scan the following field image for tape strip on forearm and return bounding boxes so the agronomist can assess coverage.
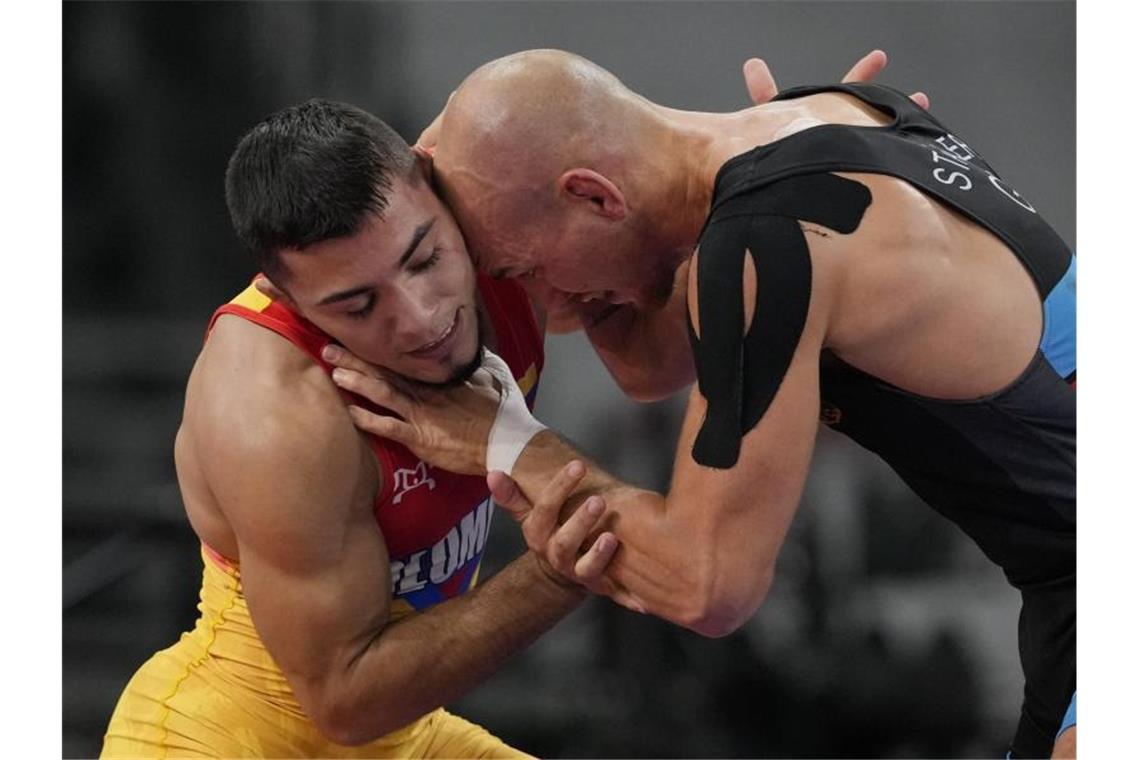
[688,173,871,468]
[481,350,547,475]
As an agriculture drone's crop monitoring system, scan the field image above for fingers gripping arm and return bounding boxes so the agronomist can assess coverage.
[325,244,829,636]
[501,243,831,636]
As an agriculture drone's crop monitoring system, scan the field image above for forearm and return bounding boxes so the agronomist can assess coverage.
[333,551,583,744]
[509,431,706,628]
[584,300,694,402]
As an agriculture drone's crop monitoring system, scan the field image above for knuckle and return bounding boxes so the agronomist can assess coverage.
[522,527,544,553]
[549,533,575,560]
[532,495,557,517]
[552,558,575,579]
[571,505,599,533]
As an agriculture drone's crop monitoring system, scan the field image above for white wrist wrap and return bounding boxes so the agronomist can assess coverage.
[481,350,547,476]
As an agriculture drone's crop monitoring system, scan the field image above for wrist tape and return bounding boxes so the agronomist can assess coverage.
[481,350,547,475]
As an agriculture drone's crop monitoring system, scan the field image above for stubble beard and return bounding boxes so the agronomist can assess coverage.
[409,306,489,390]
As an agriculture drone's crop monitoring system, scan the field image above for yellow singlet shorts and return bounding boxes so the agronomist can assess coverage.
[100,548,531,759]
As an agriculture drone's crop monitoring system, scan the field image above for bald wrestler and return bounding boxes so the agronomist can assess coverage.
[101,52,880,758]
[327,50,1075,758]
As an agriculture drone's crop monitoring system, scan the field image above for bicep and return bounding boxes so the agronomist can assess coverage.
[669,326,822,570]
[669,227,827,580]
[204,382,391,713]
[236,498,391,702]
[592,222,833,633]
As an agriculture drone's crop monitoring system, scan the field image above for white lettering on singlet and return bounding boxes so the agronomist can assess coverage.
[394,550,428,594]
[388,498,495,596]
[934,134,975,163]
[930,143,974,191]
[430,528,461,584]
[988,173,1037,213]
[925,132,1036,214]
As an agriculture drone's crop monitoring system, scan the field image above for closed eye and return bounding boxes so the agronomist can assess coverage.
[408,247,441,274]
[345,294,376,320]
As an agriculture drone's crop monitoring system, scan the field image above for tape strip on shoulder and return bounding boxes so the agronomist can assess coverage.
[689,173,871,468]
[712,173,872,232]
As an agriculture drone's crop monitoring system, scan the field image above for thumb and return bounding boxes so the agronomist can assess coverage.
[487,470,530,520]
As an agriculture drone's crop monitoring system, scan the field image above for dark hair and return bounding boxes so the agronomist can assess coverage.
[224,99,415,280]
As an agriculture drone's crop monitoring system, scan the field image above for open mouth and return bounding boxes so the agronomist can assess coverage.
[407,310,460,358]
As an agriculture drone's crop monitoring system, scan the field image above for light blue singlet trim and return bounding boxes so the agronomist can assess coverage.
[1057,691,1077,737]
[1040,256,1076,379]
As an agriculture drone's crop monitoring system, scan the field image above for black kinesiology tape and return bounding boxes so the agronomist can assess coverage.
[688,173,872,468]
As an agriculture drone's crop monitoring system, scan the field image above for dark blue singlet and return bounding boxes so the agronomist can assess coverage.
[696,83,1075,758]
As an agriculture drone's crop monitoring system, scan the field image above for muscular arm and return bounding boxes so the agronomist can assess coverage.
[330,241,831,637]
[511,265,694,399]
[580,259,696,401]
[200,355,590,746]
[509,249,826,633]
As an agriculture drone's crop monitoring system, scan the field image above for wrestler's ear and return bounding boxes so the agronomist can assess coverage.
[411,144,435,182]
[558,169,627,221]
[254,275,295,307]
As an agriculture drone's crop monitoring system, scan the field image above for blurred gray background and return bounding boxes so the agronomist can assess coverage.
[63,2,1074,757]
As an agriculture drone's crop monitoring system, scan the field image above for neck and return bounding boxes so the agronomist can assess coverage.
[648,104,783,255]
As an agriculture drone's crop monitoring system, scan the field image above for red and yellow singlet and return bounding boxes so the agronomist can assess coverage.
[101,274,543,758]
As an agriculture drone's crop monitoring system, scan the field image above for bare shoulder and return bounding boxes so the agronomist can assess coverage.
[756,91,892,145]
[184,316,379,567]
[813,170,1042,397]
[823,171,983,339]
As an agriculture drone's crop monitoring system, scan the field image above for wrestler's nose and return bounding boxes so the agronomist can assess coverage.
[385,289,440,349]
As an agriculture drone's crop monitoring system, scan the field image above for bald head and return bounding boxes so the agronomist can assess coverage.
[431,50,698,309]
[439,50,651,181]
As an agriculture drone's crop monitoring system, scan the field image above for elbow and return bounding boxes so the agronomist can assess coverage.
[682,598,754,640]
[290,635,414,746]
[311,691,402,747]
[314,705,375,747]
[681,562,775,639]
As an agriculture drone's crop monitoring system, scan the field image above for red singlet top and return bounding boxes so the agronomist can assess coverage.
[206,273,543,620]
